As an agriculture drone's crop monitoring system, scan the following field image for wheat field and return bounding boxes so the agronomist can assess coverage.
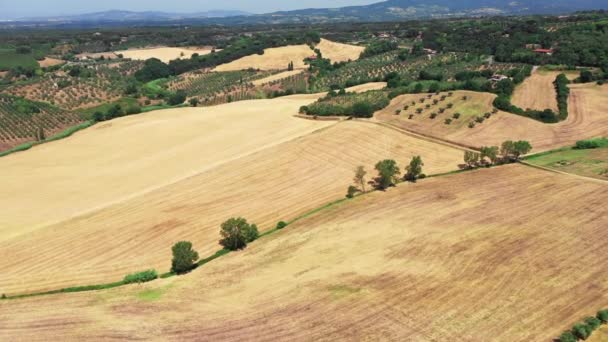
[1,164,606,341]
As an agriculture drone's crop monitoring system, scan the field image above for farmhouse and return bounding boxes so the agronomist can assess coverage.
[490,74,509,82]
[533,48,554,56]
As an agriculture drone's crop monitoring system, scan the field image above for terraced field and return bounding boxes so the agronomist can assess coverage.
[376,83,608,152]
[1,165,606,341]
[0,90,463,295]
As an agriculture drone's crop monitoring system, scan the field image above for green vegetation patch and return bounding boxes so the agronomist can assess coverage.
[302,90,389,118]
[526,146,608,180]
[328,284,363,299]
[0,50,39,71]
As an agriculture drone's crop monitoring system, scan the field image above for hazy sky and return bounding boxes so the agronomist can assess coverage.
[1,0,380,18]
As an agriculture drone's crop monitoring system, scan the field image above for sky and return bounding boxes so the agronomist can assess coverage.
[0,0,380,19]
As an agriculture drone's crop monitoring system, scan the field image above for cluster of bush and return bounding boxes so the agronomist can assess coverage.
[360,40,399,58]
[463,140,532,169]
[301,90,389,118]
[92,103,142,122]
[559,309,608,342]
[574,137,608,149]
[123,269,158,284]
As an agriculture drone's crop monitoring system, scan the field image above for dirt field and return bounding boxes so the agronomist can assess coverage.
[1,164,606,341]
[512,70,561,111]
[251,70,304,86]
[38,57,64,68]
[0,89,461,295]
[214,45,314,71]
[315,38,364,62]
[376,83,608,152]
[115,47,215,63]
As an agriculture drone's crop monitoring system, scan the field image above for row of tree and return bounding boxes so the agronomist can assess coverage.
[347,156,425,198]
[559,309,608,342]
[463,141,532,168]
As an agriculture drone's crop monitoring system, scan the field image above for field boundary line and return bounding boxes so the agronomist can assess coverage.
[519,160,608,184]
[367,119,478,152]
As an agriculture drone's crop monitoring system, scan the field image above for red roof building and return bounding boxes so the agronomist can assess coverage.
[533,48,554,55]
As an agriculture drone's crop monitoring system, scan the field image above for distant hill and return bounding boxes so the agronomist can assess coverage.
[17,9,251,23]
[5,0,608,27]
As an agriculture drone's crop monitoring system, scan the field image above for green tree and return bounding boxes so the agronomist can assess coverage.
[572,323,591,340]
[513,141,532,158]
[171,241,199,274]
[558,331,576,342]
[405,156,424,182]
[597,309,608,323]
[480,146,499,165]
[219,217,258,251]
[464,151,480,168]
[353,165,367,192]
[374,159,400,190]
[168,90,187,106]
[189,98,199,107]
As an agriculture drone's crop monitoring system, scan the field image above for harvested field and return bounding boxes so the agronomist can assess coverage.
[38,57,64,68]
[214,45,313,71]
[252,70,304,86]
[589,325,608,341]
[1,165,606,341]
[512,70,561,111]
[116,47,215,63]
[315,38,364,62]
[376,84,608,152]
[0,91,462,295]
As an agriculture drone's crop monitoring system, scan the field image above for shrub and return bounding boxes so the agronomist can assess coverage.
[346,185,358,198]
[171,241,199,274]
[597,309,608,323]
[585,316,601,331]
[559,331,577,342]
[1,294,5,299]
[352,101,374,117]
[468,122,476,128]
[453,113,461,119]
[123,269,158,284]
[168,90,187,106]
[276,221,288,230]
[444,118,452,125]
[575,139,601,149]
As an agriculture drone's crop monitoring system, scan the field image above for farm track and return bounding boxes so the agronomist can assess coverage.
[1,165,606,341]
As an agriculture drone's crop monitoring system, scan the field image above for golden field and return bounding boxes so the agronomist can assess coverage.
[115,46,215,63]
[0,88,463,295]
[1,165,606,341]
[376,83,608,152]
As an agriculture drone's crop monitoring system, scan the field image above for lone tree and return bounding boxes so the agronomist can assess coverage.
[374,159,400,190]
[405,156,424,182]
[171,241,199,274]
[353,165,367,192]
[464,151,480,169]
[219,217,259,251]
